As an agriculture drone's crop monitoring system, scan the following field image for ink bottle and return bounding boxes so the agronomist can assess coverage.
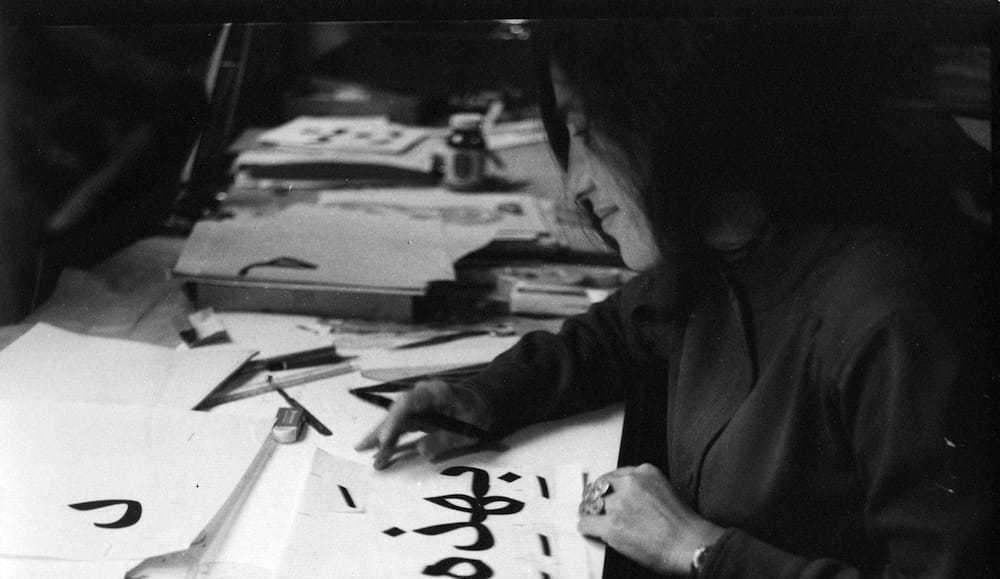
[443,113,487,191]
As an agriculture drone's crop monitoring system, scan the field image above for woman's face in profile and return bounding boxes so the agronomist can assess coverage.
[550,61,663,271]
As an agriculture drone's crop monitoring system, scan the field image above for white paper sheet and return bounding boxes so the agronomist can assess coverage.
[210,312,337,359]
[0,400,270,561]
[317,188,551,243]
[278,450,590,578]
[256,116,428,155]
[0,557,137,579]
[0,323,255,409]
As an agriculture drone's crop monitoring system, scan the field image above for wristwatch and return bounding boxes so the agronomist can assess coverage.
[690,544,712,577]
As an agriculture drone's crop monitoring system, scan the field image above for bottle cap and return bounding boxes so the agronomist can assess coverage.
[449,113,483,131]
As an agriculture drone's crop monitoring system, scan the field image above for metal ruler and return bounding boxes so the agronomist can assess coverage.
[199,362,355,409]
[125,408,303,578]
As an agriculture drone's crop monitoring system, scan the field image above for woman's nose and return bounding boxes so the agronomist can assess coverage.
[564,140,595,203]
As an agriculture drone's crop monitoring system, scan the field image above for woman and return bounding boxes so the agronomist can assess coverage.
[358,19,994,577]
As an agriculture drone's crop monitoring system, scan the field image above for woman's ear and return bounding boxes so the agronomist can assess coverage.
[44,123,154,235]
[698,187,770,253]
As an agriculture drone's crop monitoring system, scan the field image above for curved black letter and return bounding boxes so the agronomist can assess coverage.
[68,499,143,528]
[422,557,493,578]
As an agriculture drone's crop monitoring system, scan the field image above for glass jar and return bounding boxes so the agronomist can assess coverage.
[443,113,487,191]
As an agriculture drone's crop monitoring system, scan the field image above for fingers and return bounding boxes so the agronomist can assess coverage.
[354,427,380,452]
[598,465,639,481]
[585,463,662,491]
[578,510,613,540]
[579,488,626,541]
[578,464,665,537]
[576,515,608,541]
[354,380,475,470]
[584,465,637,496]
[577,464,720,575]
[416,429,476,459]
[375,387,436,469]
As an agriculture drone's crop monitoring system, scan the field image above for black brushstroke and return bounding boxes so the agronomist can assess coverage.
[536,476,549,499]
[68,499,142,528]
[538,534,551,557]
[422,557,493,578]
[338,485,356,509]
[414,466,524,551]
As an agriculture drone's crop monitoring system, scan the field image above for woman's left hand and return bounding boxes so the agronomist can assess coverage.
[578,463,725,575]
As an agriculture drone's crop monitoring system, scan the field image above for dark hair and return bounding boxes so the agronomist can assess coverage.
[532,18,969,259]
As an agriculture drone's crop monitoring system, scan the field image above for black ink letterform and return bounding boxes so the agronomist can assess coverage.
[422,557,494,578]
[68,499,142,528]
[414,467,524,551]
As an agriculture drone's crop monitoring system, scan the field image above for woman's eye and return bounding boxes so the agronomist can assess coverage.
[566,122,592,144]
[566,122,587,137]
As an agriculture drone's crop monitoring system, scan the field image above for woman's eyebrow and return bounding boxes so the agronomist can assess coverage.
[556,103,583,124]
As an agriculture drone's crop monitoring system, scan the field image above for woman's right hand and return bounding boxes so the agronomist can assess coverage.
[354,379,493,470]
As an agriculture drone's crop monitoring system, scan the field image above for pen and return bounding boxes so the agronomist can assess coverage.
[240,345,350,374]
[393,325,514,350]
[276,388,332,436]
[393,330,490,350]
[349,389,490,440]
[359,362,490,384]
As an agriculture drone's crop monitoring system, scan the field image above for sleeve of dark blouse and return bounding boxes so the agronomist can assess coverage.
[460,281,647,436]
[700,308,996,578]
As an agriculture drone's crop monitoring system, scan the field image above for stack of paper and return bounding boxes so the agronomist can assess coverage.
[177,204,456,291]
[173,195,549,320]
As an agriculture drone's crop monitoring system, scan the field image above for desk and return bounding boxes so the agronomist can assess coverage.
[0,231,623,577]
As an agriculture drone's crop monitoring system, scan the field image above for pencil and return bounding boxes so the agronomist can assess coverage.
[349,389,490,440]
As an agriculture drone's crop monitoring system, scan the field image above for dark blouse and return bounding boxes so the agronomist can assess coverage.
[464,219,995,578]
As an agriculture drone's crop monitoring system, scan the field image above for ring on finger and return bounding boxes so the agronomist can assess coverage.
[579,495,606,516]
[583,478,613,502]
